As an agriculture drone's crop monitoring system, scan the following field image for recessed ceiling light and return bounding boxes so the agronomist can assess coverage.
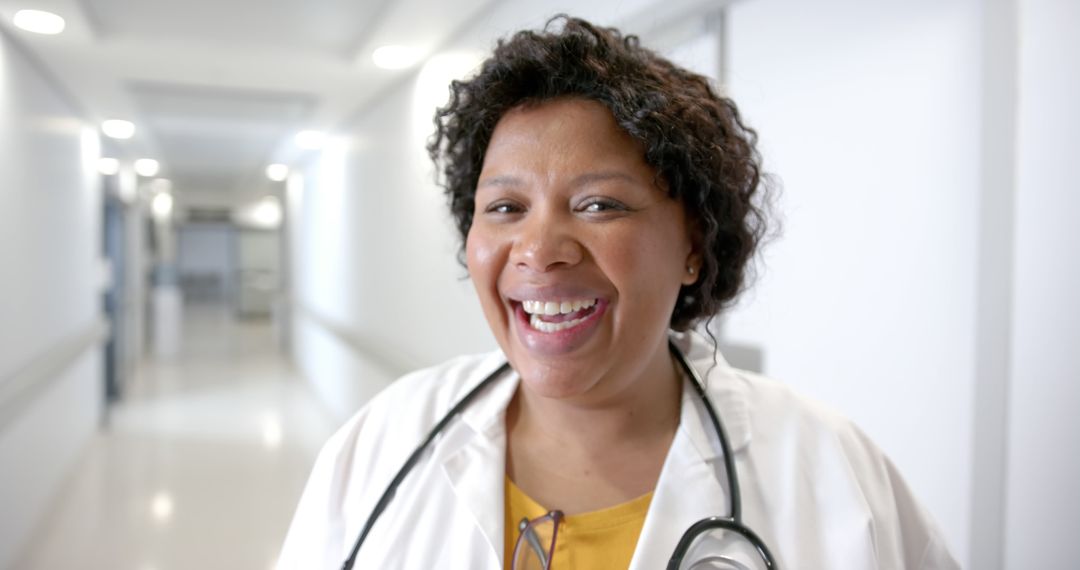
[102,120,135,140]
[134,159,160,177]
[252,197,282,227]
[295,130,326,150]
[266,164,289,181]
[372,45,423,70]
[13,9,65,35]
[97,157,120,175]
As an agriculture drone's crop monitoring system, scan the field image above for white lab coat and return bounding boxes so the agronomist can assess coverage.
[278,332,959,569]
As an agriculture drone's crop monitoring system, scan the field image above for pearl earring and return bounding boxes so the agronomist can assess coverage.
[687,266,695,275]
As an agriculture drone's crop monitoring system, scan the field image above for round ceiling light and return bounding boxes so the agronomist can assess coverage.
[13,10,66,35]
[372,45,423,70]
[266,164,289,181]
[134,158,160,177]
[101,120,135,140]
[97,157,120,176]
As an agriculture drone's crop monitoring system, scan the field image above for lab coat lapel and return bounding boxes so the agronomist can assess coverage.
[629,354,752,570]
[438,364,520,569]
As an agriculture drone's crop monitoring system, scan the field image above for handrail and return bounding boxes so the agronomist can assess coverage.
[0,319,109,432]
[295,304,417,379]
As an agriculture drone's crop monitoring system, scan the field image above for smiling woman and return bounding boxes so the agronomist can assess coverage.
[277,16,959,570]
[469,99,696,404]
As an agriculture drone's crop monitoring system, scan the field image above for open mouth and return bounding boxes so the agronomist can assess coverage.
[518,298,600,333]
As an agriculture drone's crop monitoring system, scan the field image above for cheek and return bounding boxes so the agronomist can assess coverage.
[465,228,504,296]
[596,221,691,313]
[604,230,687,286]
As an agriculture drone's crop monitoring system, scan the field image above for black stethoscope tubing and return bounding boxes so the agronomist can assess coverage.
[341,340,777,569]
[667,341,777,569]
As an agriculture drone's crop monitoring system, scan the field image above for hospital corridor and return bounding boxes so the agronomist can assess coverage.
[15,306,333,569]
[1,0,1077,569]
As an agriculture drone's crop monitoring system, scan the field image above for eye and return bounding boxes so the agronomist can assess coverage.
[483,200,524,215]
[578,197,628,214]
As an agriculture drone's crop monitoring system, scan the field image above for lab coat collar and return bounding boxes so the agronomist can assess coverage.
[439,355,520,568]
[625,331,753,569]
[670,330,752,459]
[628,335,753,569]
[438,331,753,569]
[629,422,733,570]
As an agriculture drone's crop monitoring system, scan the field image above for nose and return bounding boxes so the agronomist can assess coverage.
[510,208,583,273]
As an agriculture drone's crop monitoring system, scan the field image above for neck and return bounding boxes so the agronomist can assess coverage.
[507,344,683,455]
[504,342,684,512]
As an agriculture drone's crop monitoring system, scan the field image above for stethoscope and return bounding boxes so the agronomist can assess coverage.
[341,339,778,569]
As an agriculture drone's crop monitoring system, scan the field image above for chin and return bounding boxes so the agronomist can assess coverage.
[513,360,598,400]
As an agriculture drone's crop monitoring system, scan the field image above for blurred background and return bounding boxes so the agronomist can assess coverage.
[0,0,1076,568]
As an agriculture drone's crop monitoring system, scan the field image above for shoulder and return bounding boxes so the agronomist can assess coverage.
[678,330,858,448]
[681,333,957,568]
[678,330,887,461]
[278,349,508,567]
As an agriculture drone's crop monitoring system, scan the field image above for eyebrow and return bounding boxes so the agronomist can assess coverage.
[476,171,639,189]
[476,175,523,189]
[570,171,638,188]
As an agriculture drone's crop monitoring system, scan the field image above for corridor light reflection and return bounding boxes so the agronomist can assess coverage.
[151,192,173,219]
[150,492,174,523]
[262,413,283,449]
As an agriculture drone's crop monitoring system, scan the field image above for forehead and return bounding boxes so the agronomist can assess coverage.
[481,98,650,176]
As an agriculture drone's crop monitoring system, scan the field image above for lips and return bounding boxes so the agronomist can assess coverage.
[508,293,608,356]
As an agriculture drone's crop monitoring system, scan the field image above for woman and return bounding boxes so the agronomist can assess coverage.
[278,16,958,570]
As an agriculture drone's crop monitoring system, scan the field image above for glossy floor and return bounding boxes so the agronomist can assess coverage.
[16,306,336,570]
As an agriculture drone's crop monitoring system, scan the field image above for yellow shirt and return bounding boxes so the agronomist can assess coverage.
[504,477,653,570]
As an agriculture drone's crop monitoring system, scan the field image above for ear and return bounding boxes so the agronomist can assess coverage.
[681,222,704,286]
[682,252,702,286]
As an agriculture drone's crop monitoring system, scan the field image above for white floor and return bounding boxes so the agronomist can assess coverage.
[16,306,336,570]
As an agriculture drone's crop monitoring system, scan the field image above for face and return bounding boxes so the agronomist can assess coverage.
[466,97,700,402]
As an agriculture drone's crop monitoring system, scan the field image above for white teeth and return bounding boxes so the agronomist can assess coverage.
[530,313,589,333]
[522,298,599,333]
[521,298,597,315]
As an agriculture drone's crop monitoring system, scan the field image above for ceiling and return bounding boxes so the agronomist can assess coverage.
[0,0,496,202]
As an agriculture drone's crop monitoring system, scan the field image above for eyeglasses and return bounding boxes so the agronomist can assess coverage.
[511,510,564,570]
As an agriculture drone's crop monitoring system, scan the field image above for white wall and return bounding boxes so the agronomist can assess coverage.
[0,29,105,568]
[723,0,979,561]
[1004,0,1080,565]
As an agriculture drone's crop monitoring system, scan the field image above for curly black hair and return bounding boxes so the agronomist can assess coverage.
[428,15,770,331]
